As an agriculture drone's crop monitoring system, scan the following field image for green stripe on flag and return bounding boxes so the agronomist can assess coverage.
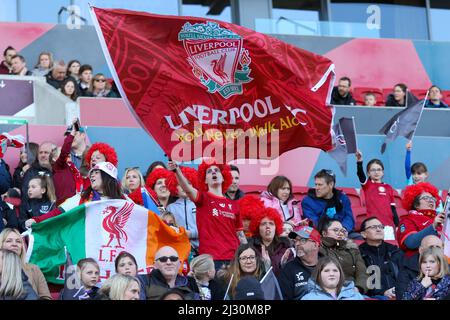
[28,204,87,284]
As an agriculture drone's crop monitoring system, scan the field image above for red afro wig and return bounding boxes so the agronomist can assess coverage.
[249,207,283,237]
[197,159,232,194]
[85,142,118,168]
[128,186,160,206]
[166,166,199,196]
[239,195,265,221]
[402,182,441,211]
[146,168,174,190]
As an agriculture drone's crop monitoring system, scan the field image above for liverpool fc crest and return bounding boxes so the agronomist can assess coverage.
[178,21,253,99]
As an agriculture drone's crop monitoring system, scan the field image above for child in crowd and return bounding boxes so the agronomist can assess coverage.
[364,93,377,106]
[403,247,450,300]
[76,258,101,300]
[189,254,224,300]
[19,175,56,231]
[355,150,398,240]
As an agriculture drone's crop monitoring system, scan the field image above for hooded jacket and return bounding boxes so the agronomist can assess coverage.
[320,237,368,293]
[301,188,354,232]
[260,191,302,226]
[301,278,364,300]
[359,241,404,296]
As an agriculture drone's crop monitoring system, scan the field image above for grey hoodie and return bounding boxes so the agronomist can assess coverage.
[167,197,199,249]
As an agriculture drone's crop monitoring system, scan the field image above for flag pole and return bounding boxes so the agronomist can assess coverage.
[351,116,358,152]
[409,90,428,141]
[223,273,234,300]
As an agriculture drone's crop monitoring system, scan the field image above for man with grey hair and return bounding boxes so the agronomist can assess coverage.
[396,235,446,299]
[46,60,73,89]
[143,246,199,300]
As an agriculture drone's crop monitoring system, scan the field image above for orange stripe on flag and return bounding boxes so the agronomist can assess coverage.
[145,210,191,268]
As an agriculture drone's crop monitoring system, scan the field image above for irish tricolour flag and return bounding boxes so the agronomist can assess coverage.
[25,199,191,284]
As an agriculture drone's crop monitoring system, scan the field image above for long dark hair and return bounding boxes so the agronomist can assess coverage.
[82,170,124,200]
[16,142,39,169]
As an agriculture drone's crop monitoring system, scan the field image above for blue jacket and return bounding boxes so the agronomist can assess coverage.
[301,188,354,232]
[403,274,450,300]
[301,279,364,300]
[166,197,199,250]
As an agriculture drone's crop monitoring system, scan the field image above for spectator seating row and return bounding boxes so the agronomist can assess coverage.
[240,185,448,233]
[351,87,450,106]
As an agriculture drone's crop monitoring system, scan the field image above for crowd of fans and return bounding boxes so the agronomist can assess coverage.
[0,45,449,301]
[0,46,120,101]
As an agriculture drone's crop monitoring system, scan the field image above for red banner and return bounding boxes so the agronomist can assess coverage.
[92,7,335,163]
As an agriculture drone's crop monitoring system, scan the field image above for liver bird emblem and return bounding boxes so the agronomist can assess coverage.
[101,202,134,248]
[211,53,228,83]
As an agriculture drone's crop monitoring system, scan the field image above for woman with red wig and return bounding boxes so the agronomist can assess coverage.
[238,195,265,238]
[82,142,118,191]
[248,207,293,277]
[397,182,445,257]
[168,159,247,270]
[128,167,175,213]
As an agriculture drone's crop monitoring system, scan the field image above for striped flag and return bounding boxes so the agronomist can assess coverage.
[26,199,191,284]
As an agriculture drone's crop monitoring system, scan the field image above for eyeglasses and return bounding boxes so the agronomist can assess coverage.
[419,195,436,202]
[156,256,179,263]
[239,255,256,262]
[329,228,348,235]
[94,78,106,82]
[365,224,385,231]
[369,168,383,173]
[295,238,315,244]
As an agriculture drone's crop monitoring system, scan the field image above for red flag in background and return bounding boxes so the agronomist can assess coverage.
[91,7,335,162]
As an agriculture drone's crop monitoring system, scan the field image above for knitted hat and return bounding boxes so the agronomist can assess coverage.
[234,276,265,300]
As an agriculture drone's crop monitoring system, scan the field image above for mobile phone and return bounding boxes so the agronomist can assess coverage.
[74,119,80,131]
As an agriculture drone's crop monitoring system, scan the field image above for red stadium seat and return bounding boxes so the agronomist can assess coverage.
[340,187,363,207]
[441,90,450,105]
[410,89,428,101]
[393,189,408,217]
[240,184,265,196]
[352,87,385,106]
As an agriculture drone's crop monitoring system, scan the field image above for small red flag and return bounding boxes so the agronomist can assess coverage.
[91,7,335,162]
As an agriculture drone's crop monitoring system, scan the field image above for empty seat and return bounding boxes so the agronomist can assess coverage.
[410,89,428,101]
[441,90,450,105]
[240,185,265,196]
[340,187,363,208]
[352,87,385,106]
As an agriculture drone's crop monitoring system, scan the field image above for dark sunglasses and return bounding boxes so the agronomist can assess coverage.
[94,78,106,82]
[156,256,178,263]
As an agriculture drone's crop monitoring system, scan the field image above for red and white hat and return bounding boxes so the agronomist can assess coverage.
[88,161,118,180]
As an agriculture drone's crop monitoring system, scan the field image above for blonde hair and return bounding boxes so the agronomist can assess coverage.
[99,274,140,300]
[121,167,145,194]
[34,51,54,69]
[190,254,214,281]
[161,211,178,227]
[418,247,449,280]
[29,175,57,202]
[0,228,26,263]
[0,249,25,299]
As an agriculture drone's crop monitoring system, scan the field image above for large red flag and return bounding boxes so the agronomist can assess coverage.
[91,7,335,162]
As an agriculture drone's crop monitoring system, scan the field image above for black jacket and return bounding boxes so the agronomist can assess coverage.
[0,159,12,195]
[0,199,20,230]
[277,256,316,300]
[45,74,76,90]
[359,241,404,296]
[225,188,245,201]
[330,87,356,105]
[395,252,419,300]
[20,164,53,203]
[385,92,419,107]
[18,198,55,232]
[143,269,199,300]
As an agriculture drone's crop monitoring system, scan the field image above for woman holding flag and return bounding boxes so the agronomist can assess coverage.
[168,159,247,270]
[25,161,126,227]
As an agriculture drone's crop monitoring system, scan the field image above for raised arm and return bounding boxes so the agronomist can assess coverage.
[355,150,366,184]
[167,161,198,202]
[405,141,412,180]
